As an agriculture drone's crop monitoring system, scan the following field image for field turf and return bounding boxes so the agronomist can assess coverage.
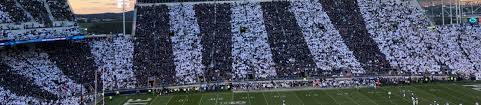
[104,82,481,105]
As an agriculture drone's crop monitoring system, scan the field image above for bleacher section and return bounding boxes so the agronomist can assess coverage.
[134,5,176,87]
[38,41,99,91]
[130,0,481,87]
[0,0,78,41]
[0,62,58,101]
[0,45,90,104]
[17,0,51,24]
[230,2,277,80]
[0,0,30,23]
[194,3,234,82]
[260,1,317,78]
[320,0,392,73]
[47,0,75,21]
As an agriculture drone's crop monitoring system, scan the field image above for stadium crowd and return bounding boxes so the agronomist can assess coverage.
[434,25,481,75]
[359,0,441,74]
[0,0,29,23]
[457,25,481,72]
[291,0,364,74]
[358,0,480,75]
[90,35,137,90]
[1,47,86,96]
[128,0,481,87]
[47,0,75,21]
[3,27,80,40]
[0,0,78,41]
[260,1,318,78]
[134,5,177,87]
[169,4,205,85]
[230,2,277,80]
[17,0,51,24]
[195,3,235,82]
[0,46,94,104]
[0,5,12,23]
[320,0,393,73]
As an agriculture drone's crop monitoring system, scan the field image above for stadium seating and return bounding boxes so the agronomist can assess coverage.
[17,0,51,24]
[46,0,75,21]
[194,3,235,82]
[230,2,277,80]
[358,0,439,74]
[260,1,318,78]
[169,4,205,85]
[357,0,480,75]
[0,1,30,23]
[90,35,137,90]
[38,41,99,92]
[134,5,177,86]
[320,0,392,73]
[290,0,364,74]
[129,0,481,87]
[0,6,13,23]
[0,0,78,41]
[0,45,93,104]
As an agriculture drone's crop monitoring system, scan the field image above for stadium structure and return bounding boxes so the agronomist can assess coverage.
[0,0,480,105]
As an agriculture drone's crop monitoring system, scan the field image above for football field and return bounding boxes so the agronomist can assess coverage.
[104,82,481,105]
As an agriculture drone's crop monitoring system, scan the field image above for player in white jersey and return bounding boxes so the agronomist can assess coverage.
[414,98,419,105]
[388,91,392,99]
[411,97,415,105]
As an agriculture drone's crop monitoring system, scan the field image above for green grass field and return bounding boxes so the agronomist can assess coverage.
[104,82,481,105]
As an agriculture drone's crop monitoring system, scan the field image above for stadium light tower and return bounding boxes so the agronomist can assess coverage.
[118,0,130,36]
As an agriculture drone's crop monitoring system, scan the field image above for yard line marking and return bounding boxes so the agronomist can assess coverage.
[275,91,283,104]
[432,84,470,104]
[404,86,432,104]
[322,90,340,105]
[440,84,479,101]
[378,87,399,105]
[410,85,452,104]
[215,93,219,105]
[261,92,270,105]
[181,95,189,105]
[149,94,160,105]
[123,96,130,105]
[391,86,414,103]
[165,96,173,105]
[308,90,323,105]
[247,92,252,105]
[287,91,305,105]
[198,94,204,105]
[335,89,360,105]
[352,89,378,105]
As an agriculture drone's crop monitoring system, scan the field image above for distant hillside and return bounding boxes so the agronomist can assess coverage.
[76,11,135,34]
[76,11,135,21]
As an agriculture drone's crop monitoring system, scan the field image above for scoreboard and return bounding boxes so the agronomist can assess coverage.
[468,17,481,24]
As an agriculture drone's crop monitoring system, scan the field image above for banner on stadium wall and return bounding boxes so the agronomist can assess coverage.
[0,35,86,46]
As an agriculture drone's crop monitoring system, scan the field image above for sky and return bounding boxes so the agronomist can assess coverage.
[68,0,481,14]
[68,0,136,14]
